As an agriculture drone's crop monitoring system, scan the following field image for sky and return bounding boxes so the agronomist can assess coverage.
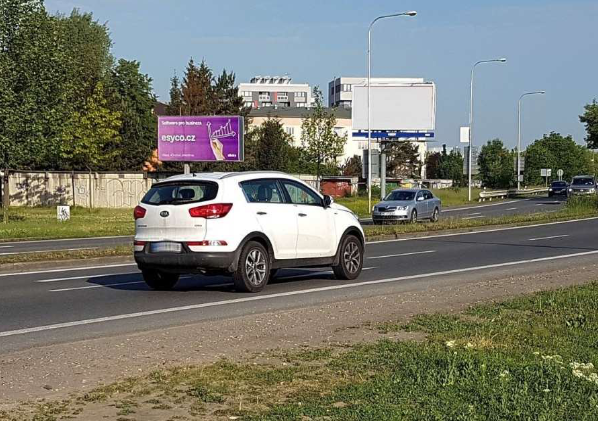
[45,0,598,150]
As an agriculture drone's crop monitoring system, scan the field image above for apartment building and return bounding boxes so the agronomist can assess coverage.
[239,76,313,109]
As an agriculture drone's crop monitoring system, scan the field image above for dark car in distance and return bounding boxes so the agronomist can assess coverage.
[548,181,568,197]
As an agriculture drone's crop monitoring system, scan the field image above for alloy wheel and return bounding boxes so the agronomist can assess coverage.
[343,241,361,274]
[245,249,267,286]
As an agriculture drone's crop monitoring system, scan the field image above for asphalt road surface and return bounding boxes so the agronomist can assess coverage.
[0,196,566,255]
[1,215,596,354]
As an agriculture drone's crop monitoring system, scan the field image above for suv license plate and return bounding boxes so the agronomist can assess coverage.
[150,242,182,253]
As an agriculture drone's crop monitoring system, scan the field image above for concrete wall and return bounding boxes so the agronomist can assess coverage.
[6,171,319,208]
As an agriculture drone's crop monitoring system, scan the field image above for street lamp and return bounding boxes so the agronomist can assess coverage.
[517,90,545,190]
[367,11,417,212]
[467,58,507,201]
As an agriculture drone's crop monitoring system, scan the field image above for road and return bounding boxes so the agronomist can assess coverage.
[0,196,566,255]
[1,215,596,354]
[361,196,565,224]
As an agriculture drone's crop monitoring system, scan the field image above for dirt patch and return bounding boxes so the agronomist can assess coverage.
[2,260,598,419]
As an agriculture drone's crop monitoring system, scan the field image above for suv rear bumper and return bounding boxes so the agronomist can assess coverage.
[135,248,237,274]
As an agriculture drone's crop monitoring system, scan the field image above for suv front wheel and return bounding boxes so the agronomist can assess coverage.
[332,234,364,280]
[234,241,270,293]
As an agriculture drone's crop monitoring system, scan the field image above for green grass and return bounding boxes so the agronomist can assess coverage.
[6,282,598,420]
[337,188,484,217]
[0,207,134,241]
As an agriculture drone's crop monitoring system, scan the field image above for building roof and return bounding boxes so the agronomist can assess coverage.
[249,107,351,120]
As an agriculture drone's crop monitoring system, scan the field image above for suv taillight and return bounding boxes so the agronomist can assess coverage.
[189,203,233,219]
[134,206,146,220]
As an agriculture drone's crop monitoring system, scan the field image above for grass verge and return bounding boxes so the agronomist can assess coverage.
[4,282,598,420]
[0,207,133,241]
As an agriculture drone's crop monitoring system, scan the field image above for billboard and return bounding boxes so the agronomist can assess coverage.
[158,116,244,162]
[352,83,436,131]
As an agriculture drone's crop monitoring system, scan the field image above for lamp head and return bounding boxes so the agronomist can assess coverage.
[405,11,417,16]
[499,57,507,62]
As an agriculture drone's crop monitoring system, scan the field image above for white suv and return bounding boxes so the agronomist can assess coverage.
[134,172,365,292]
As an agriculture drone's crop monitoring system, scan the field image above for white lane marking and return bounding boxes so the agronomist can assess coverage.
[36,272,138,283]
[462,216,484,220]
[368,250,435,260]
[528,235,569,241]
[0,235,132,246]
[506,207,517,211]
[467,212,482,216]
[0,246,14,249]
[0,247,98,256]
[50,281,144,292]
[442,200,521,213]
[3,250,598,338]
[367,217,598,245]
[0,263,136,278]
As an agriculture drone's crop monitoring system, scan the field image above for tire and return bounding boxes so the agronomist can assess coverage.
[142,270,179,290]
[410,209,418,224]
[332,235,364,280]
[233,241,270,293]
[431,207,439,223]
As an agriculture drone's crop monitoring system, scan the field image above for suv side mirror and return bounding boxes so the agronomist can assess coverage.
[323,195,334,208]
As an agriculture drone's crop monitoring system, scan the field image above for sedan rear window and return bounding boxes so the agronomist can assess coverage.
[385,191,416,201]
[551,181,567,187]
[141,182,218,205]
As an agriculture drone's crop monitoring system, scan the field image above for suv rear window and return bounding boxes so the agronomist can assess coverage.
[572,177,595,186]
[141,182,218,205]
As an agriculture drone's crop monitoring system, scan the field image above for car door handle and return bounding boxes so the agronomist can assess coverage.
[298,213,307,217]
[257,211,267,215]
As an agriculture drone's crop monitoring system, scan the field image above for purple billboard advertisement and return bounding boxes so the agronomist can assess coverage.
[158,116,244,162]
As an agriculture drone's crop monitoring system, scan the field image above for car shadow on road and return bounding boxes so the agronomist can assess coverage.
[85,268,335,293]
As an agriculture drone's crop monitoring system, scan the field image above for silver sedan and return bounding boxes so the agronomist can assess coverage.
[372,188,442,224]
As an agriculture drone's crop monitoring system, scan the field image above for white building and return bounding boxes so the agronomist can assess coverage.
[239,76,314,109]
[248,107,364,164]
[328,76,426,108]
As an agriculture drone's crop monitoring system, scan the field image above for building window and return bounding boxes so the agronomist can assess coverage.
[241,91,253,97]
[244,101,253,108]
[295,92,306,97]
[285,127,295,136]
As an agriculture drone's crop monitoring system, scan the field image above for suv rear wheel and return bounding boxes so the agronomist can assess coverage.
[142,270,179,290]
[332,234,363,280]
[234,241,270,293]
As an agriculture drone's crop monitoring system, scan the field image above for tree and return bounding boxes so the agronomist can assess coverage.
[60,83,121,170]
[385,142,420,178]
[425,152,442,179]
[166,72,183,116]
[580,100,598,149]
[255,119,293,171]
[523,132,592,185]
[181,58,213,115]
[105,59,157,171]
[440,150,465,186]
[300,87,345,182]
[477,139,514,189]
[342,155,362,177]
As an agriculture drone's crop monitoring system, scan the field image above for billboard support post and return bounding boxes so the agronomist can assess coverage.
[366,11,417,213]
[183,163,190,175]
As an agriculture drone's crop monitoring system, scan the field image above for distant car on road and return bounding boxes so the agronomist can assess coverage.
[567,175,596,197]
[372,188,441,224]
[548,181,568,197]
[134,172,365,292]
